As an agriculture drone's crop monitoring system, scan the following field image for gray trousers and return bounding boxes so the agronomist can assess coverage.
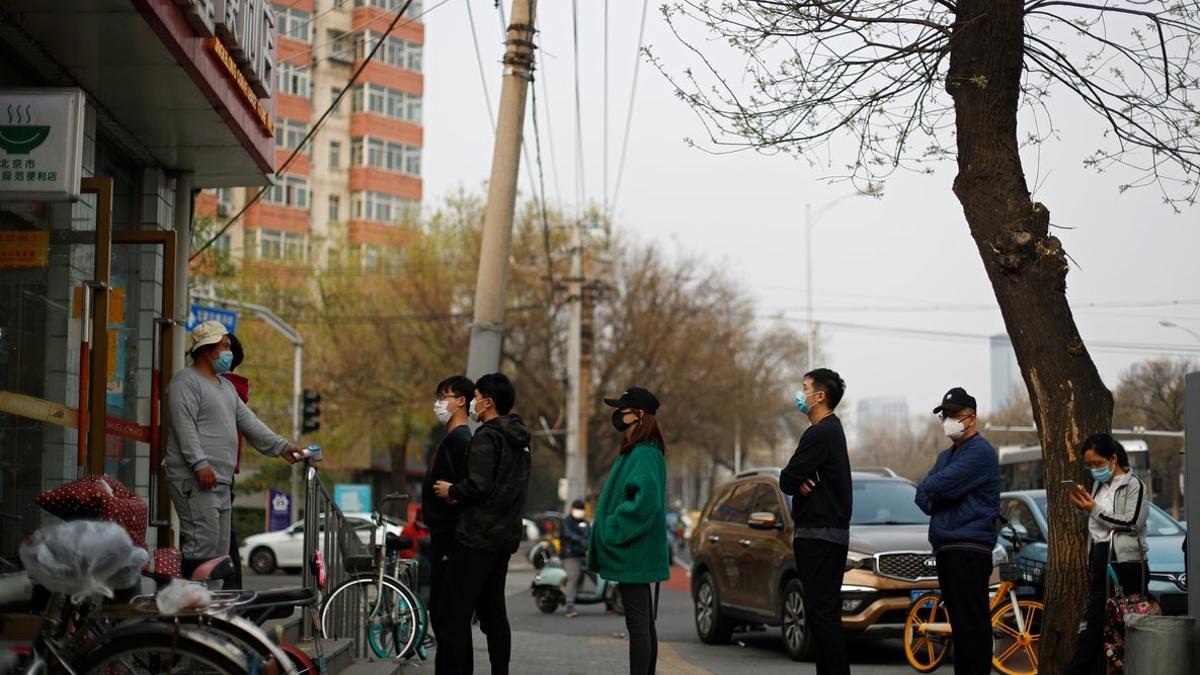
[168,479,231,586]
[563,557,584,610]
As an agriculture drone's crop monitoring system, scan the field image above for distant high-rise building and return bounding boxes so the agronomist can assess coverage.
[990,334,1020,413]
[198,0,425,266]
[856,397,910,428]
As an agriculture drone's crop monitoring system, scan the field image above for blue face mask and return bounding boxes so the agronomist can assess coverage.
[794,391,811,415]
[1090,464,1115,484]
[213,350,234,375]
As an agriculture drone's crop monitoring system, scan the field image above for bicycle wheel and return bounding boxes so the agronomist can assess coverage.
[172,613,299,675]
[991,599,1043,675]
[903,593,950,673]
[366,583,427,660]
[320,576,418,660]
[72,623,250,675]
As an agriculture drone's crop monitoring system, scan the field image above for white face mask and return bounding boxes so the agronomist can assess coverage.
[468,398,482,423]
[433,399,452,424]
[571,509,585,519]
[943,417,966,440]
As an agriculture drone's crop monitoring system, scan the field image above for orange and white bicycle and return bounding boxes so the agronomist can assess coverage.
[903,521,1044,674]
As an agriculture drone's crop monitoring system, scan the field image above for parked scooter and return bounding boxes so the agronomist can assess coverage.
[531,559,623,615]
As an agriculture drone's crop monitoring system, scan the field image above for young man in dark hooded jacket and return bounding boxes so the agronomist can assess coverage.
[433,373,531,675]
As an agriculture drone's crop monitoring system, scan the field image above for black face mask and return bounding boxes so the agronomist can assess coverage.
[612,410,636,432]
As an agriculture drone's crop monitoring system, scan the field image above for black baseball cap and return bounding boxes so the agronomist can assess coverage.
[933,387,977,415]
[604,387,660,415]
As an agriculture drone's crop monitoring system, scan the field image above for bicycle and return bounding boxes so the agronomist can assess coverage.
[318,492,431,662]
[903,520,1044,674]
[2,543,259,675]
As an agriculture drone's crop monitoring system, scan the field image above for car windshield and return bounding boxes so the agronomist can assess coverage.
[851,481,930,525]
[1033,495,1183,537]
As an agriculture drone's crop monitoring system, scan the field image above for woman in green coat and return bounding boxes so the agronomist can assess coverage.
[588,387,670,675]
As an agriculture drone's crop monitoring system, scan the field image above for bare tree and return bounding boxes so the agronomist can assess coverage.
[1114,358,1193,518]
[656,1,1200,667]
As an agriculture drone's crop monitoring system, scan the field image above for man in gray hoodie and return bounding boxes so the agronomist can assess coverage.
[165,321,304,580]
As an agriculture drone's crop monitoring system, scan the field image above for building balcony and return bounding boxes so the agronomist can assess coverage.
[277,93,313,122]
[276,150,310,176]
[355,61,423,95]
[346,220,416,248]
[351,6,424,44]
[244,202,312,234]
[349,113,422,145]
[349,168,421,200]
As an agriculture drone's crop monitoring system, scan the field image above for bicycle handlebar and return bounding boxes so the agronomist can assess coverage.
[382,493,410,503]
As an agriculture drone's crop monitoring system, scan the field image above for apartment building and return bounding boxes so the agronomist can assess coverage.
[198,0,424,269]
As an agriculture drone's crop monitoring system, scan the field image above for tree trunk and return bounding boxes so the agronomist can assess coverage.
[949,2,1114,671]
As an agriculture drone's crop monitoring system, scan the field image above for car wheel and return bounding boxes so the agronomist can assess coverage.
[249,547,276,575]
[694,571,734,644]
[781,578,811,661]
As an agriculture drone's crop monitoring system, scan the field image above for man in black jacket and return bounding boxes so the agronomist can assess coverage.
[560,499,590,618]
[422,375,473,674]
[433,373,531,675]
[779,368,851,675]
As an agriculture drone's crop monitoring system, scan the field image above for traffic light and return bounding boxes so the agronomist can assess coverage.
[302,389,321,434]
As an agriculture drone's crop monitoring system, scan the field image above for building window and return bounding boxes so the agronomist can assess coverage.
[213,233,231,255]
[277,7,313,43]
[329,30,354,63]
[350,84,422,123]
[330,87,343,113]
[253,229,309,261]
[266,175,310,209]
[330,141,342,169]
[350,191,415,224]
[216,188,234,217]
[328,195,340,222]
[350,137,421,176]
[274,118,310,153]
[278,63,311,98]
[358,31,423,73]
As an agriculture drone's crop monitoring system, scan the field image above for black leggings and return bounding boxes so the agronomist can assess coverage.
[1064,542,1148,675]
[618,583,659,675]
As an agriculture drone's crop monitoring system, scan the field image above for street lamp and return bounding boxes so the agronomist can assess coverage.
[1160,320,1200,344]
[805,183,882,369]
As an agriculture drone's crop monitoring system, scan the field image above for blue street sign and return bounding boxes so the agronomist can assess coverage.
[188,304,238,333]
[333,484,372,514]
[267,489,292,531]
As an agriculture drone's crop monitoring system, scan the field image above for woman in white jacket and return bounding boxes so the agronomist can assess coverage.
[1064,433,1149,675]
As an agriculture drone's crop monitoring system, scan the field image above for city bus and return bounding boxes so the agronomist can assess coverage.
[998,440,1150,492]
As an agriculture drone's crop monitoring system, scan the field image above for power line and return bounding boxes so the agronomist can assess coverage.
[191,0,419,261]
[571,0,586,214]
[465,0,497,130]
[530,82,557,294]
[279,1,443,66]
[609,0,650,217]
[602,0,609,218]
[767,316,1200,357]
[537,47,564,207]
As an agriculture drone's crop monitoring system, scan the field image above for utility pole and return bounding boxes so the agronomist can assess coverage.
[564,224,583,508]
[466,0,537,380]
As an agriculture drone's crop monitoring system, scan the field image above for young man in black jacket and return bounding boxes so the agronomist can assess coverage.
[433,373,531,675]
[560,499,590,617]
[779,368,851,675]
[422,375,473,674]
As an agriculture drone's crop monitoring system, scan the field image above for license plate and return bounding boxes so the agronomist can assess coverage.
[911,590,938,604]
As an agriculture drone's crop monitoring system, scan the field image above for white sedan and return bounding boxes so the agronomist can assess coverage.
[239,513,404,575]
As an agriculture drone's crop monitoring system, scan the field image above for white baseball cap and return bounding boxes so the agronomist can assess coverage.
[188,320,228,355]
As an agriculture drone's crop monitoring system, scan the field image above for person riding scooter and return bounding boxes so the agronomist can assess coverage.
[560,500,589,618]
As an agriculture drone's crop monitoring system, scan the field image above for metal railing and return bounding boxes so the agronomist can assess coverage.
[300,459,355,642]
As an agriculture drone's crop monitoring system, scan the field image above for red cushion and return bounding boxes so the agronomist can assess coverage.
[153,548,182,578]
[35,475,149,548]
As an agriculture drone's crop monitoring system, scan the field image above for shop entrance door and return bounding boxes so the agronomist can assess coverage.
[0,177,113,557]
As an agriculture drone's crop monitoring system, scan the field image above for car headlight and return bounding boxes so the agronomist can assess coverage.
[845,550,873,571]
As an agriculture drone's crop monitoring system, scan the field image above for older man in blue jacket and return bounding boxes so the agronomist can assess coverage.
[915,387,1000,675]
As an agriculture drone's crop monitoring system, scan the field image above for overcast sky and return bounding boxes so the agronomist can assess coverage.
[421,1,1200,435]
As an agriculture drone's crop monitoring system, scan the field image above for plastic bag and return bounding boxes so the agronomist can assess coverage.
[155,578,212,615]
[19,521,150,601]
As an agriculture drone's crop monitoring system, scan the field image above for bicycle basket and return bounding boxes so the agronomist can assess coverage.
[1017,557,1046,586]
[338,525,375,574]
[998,561,1022,583]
